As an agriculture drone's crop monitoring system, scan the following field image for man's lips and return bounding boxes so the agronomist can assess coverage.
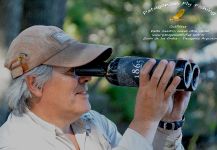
[76,91,87,94]
[75,85,88,95]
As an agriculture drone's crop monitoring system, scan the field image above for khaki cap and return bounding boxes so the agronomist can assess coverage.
[4,25,112,78]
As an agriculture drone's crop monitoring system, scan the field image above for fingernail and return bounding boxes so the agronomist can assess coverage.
[169,61,175,67]
[149,59,156,63]
[176,76,181,83]
[161,59,168,64]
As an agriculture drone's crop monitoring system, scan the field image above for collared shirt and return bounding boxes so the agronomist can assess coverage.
[0,110,183,150]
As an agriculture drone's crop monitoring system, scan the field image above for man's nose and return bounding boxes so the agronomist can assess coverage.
[79,76,92,83]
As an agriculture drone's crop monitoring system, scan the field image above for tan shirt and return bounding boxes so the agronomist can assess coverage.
[0,110,184,150]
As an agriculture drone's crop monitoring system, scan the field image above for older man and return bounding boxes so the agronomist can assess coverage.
[0,25,190,150]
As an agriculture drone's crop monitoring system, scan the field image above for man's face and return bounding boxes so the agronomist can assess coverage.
[39,67,92,119]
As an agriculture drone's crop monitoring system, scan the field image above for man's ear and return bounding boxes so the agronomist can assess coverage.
[25,76,42,98]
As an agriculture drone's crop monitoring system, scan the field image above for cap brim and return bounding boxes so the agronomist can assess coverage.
[44,41,112,68]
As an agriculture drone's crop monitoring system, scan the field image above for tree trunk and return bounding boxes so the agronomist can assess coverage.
[21,0,66,29]
[0,0,23,49]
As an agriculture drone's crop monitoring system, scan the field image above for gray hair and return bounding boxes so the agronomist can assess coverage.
[4,65,53,115]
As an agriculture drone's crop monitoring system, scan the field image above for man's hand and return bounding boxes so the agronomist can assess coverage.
[161,58,192,122]
[161,91,191,122]
[133,59,181,123]
[129,59,181,143]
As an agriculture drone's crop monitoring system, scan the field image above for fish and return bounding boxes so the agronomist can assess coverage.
[170,9,185,22]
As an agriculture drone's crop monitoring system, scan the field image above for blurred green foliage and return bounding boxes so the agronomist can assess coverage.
[106,86,137,122]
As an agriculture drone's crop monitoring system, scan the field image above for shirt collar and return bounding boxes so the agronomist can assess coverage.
[26,109,57,136]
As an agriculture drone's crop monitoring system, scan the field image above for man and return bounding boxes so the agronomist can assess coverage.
[0,25,190,150]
